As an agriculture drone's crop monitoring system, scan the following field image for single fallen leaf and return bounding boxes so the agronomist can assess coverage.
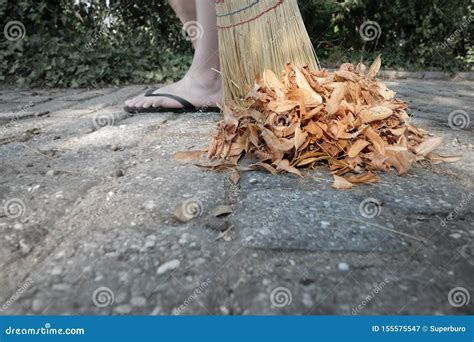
[267,100,299,113]
[260,127,295,152]
[335,70,359,82]
[376,82,396,100]
[367,55,381,79]
[348,139,370,158]
[173,150,207,163]
[332,174,353,189]
[263,69,286,97]
[385,148,416,175]
[326,83,345,115]
[346,172,380,184]
[274,159,302,177]
[250,162,278,175]
[414,137,443,156]
[355,62,367,75]
[358,106,393,124]
[364,126,386,154]
[304,120,323,137]
[294,66,323,104]
[426,153,463,164]
[390,127,406,136]
[294,124,308,151]
[229,169,241,184]
[296,156,330,167]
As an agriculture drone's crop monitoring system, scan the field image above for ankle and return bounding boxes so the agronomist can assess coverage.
[185,68,222,92]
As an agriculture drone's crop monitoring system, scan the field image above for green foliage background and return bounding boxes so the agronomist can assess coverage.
[1,0,472,88]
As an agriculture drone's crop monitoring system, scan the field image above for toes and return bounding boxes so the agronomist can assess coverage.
[125,97,138,108]
[133,98,146,109]
[142,99,153,109]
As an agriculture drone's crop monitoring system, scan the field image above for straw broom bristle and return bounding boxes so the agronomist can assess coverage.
[216,0,319,101]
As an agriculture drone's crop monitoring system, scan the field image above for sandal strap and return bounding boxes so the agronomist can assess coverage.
[144,89,195,109]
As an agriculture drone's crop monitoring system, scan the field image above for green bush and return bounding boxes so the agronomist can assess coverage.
[1,0,472,88]
[0,0,192,87]
[300,0,473,71]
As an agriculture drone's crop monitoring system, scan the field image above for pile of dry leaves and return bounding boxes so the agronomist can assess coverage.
[175,57,460,188]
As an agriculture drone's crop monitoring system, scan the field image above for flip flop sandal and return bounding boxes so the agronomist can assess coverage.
[124,88,221,114]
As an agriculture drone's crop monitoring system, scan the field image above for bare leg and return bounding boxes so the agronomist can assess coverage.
[169,0,196,24]
[169,0,197,48]
[125,0,222,110]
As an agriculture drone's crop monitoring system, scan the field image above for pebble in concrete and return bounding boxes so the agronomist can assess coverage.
[157,260,181,275]
[338,262,350,272]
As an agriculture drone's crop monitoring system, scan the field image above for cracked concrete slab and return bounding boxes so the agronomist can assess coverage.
[0,80,472,316]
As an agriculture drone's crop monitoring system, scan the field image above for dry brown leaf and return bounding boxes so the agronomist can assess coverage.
[364,126,386,154]
[385,148,416,175]
[173,150,207,163]
[274,159,302,177]
[346,172,380,184]
[263,69,286,97]
[426,153,463,164]
[296,157,318,167]
[358,106,393,124]
[367,55,381,79]
[326,83,345,115]
[267,100,299,113]
[332,174,353,189]
[294,124,308,151]
[414,137,443,156]
[376,82,396,100]
[355,62,367,75]
[348,139,370,158]
[229,169,240,184]
[304,121,323,137]
[390,127,407,136]
[335,70,360,82]
[250,162,278,175]
[296,155,331,167]
[294,67,323,104]
[260,127,295,152]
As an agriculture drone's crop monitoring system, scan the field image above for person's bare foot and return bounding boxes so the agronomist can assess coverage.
[125,72,222,111]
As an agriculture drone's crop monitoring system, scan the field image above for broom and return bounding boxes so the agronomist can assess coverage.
[215,0,319,101]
